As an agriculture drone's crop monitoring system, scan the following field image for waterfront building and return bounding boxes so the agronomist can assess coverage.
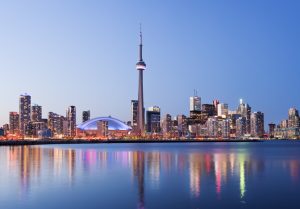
[268,123,276,138]
[67,106,76,137]
[31,104,42,122]
[9,112,19,134]
[206,117,219,138]
[177,114,188,137]
[97,120,109,138]
[161,114,172,136]
[0,128,4,136]
[48,112,66,137]
[236,117,246,138]
[220,119,230,138]
[288,108,299,128]
[136,28,146,134]
[31,122,47,138]
[19,94,31,136]
[250,112,264,138]
[146,106,161,133]
[82,110,90,123]
[131,100,138,131]
[217,103,228,118]
[190,96,201,111]
[2,124,9,136]
[237,100,251,134]
[24,122,34,137]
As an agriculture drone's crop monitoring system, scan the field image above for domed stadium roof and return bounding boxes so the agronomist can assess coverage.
[77,116,132,131]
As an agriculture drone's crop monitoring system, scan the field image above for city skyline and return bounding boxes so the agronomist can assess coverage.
[0,1,300,126]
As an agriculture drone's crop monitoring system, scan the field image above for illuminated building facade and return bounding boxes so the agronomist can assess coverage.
[9,112,19,134]
[217,103,228,118]
[31,104,42,122]
[131,100,138,131]
[67,106,76,137]
[146,106,161,133]
[236,117,246,138]
[177,114,188,137]
[161,114,172,136]
[250,112,264,138]
[190,96,201,111]
[19,94,31,136]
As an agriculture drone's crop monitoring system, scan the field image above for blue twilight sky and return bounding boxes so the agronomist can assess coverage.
[0,0,299,125]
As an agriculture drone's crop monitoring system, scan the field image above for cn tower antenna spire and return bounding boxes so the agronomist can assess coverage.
[140,23,142,44]
[139,23,143,61]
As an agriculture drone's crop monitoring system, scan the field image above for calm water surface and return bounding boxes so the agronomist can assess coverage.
[0,141,299,209]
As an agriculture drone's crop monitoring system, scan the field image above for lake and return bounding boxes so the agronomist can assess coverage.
[0,141,299,209]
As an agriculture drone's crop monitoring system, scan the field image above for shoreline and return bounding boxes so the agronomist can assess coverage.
[0,139,266,146]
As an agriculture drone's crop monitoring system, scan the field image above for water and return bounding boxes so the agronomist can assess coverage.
[0,141,299,209]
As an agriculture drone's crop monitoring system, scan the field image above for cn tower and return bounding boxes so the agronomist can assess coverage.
[136,26,146,134]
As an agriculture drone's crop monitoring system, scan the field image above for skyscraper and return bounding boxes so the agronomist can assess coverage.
[217,103,229,117]
[31,104,42,122]
[19,94,31,136]
[136,27,146,134]
[161,114,172,135]
[268,123,276,138]
[236,117,246,138]
[48,112,65,137]
[67,106,76,137]
[250,111,264,138]
[9,112,19,134]
[146,106,161,133]
[236,99,251,134]
[177,114,188,137]
[82,110,90,123]
[131,100,138,131]
[190,96,201,111]
[288,108,299,128]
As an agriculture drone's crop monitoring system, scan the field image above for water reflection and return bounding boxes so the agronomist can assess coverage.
[3,144,300,209]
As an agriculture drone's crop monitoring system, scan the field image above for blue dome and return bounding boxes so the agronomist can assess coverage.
[77,116,132,131]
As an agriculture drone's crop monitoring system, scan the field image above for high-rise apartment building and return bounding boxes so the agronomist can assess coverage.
[288,108,299,128]
[207,117,218,138]
[9,112,19,134]
[161,114,172,135]
[31,104,42,122]
[250,112,264,138]
[236,117,246,138]
[67,106,76,137]
[146,106,161,133]
[220,119,230,138]
[131,100,138,131]
[19,94,31,135]
[177,114,188,137]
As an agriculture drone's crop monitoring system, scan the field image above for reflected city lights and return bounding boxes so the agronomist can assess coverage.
[2,144,300,208]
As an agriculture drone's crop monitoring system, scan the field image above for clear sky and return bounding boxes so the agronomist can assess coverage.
[0,0,299,125]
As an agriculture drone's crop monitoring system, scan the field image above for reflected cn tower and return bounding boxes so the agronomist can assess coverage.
[136,26,146,134]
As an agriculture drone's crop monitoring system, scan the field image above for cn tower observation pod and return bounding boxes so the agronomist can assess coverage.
[77,116,132,131]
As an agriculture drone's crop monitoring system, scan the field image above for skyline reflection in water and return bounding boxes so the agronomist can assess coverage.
[0,142,300,209]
